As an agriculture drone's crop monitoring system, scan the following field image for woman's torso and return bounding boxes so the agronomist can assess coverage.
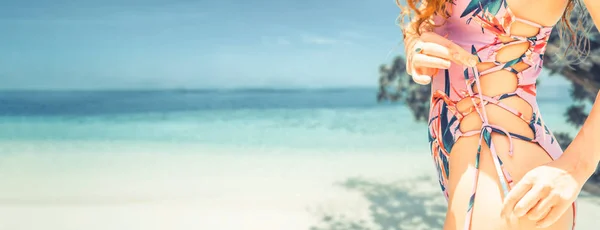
[430,0,552,106]
[427,0,567,159]
[425,2,577,229]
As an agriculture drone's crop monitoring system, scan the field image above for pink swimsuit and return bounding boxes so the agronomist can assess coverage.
[426,0,576,229]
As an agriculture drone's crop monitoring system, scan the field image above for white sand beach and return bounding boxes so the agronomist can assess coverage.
[1,141,600,230]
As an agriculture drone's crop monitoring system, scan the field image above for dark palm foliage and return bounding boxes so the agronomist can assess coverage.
[377,57,432,122]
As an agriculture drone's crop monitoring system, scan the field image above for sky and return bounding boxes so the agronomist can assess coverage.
[0,0,569,90]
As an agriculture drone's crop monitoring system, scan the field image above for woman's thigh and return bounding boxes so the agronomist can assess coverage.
[443,133,574,230]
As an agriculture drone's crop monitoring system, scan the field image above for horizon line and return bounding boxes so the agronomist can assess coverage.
[0,86,379,93]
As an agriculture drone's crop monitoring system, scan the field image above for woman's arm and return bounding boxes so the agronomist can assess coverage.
[560,0,600,178]
[402,1,476,84]
[563,91,600,180]
[583,0,600,30]
[500,91,600,227]
[402,1,447,84]
[481,1,600,226]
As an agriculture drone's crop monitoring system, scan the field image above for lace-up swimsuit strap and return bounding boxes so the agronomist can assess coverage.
[457,6,576,230]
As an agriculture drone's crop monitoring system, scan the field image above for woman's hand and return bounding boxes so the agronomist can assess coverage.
[405,31,478,85]
[500,157,591,228]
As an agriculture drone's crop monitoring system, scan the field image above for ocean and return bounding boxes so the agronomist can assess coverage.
[0,86,578,151]
[0,86,594,230]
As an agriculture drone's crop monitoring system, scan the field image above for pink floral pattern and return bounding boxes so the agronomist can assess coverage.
[426,0,576,229]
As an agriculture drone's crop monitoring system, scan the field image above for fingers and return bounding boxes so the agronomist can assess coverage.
[405,52,433,85]
[412,53,451,69]
[536,203,571,228]
[417,41,453,60]
[408,66,438,85]
[405,31,477,85]
[514,185,549,217]
[501,175,534,218]
[411,74,431,85]
[414,66,439,76]
[419,32,478,67]
[407,40,450,85]
[527,195,559,221]
[406,43,441,85]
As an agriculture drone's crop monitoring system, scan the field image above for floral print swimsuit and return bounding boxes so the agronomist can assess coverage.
[426,0,576,229]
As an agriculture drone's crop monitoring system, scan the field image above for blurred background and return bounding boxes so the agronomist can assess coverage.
[1,0,600,230]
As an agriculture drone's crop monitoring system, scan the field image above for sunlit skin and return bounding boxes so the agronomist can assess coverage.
[403,0,600,229]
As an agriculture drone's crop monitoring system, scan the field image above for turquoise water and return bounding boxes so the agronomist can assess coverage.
[0,86,595,230]
[0,87,578,152]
